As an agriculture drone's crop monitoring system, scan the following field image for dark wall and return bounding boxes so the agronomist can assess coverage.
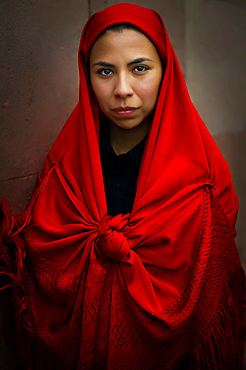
[0,0,88,212]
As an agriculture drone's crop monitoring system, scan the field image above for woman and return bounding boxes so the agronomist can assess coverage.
[0,3,245,369]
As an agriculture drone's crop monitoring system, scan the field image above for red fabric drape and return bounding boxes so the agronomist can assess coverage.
[1,3,245,369]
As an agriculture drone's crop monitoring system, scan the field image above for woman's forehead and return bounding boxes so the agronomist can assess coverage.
[89,29,160,63]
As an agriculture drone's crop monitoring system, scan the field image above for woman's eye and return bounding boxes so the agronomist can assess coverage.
[133,65,149,73]
[98,68,113,76]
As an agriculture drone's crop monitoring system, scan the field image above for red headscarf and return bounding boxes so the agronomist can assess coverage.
[1,3,245,369]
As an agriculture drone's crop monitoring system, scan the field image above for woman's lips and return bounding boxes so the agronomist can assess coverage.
[113,107,138,116]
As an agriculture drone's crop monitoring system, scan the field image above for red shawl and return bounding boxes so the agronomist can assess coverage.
[0,3,245,369]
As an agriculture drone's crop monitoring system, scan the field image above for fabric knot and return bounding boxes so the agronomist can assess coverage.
[98,214,130,261]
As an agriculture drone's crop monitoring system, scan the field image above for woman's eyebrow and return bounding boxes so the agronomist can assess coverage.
[128,57,154,66]
[92,61,114,68]
[92,57,154,68]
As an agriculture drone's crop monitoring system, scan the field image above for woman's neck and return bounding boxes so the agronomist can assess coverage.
[109,117,152,155]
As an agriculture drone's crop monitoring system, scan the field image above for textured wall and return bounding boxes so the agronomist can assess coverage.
[0,0,88,213]
[186,0,246,136]
[185,0,246,268]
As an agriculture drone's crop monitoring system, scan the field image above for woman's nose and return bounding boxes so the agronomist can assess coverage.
[114,73,133,98]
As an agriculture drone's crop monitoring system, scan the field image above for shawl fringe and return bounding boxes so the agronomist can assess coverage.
[174,266,246,370]
[0,199,34,339]
[13,268,246,369]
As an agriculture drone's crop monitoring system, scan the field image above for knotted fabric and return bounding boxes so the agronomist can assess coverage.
[98,214,130,261]
[0,3,245,369]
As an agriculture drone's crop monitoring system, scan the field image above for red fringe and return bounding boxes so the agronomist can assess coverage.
[0,198,34,339]
[12,268,246,369]
[174,267,246,370]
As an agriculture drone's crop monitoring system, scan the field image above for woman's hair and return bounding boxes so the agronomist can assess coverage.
[103,23,142,34]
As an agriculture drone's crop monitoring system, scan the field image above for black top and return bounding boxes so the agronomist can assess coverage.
[100,122,147,216]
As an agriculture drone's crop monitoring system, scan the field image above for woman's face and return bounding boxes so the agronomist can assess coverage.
[89,29,163,131]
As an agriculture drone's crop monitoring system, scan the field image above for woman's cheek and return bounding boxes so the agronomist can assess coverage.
[92,85,108,108]
[137,81,158,101]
